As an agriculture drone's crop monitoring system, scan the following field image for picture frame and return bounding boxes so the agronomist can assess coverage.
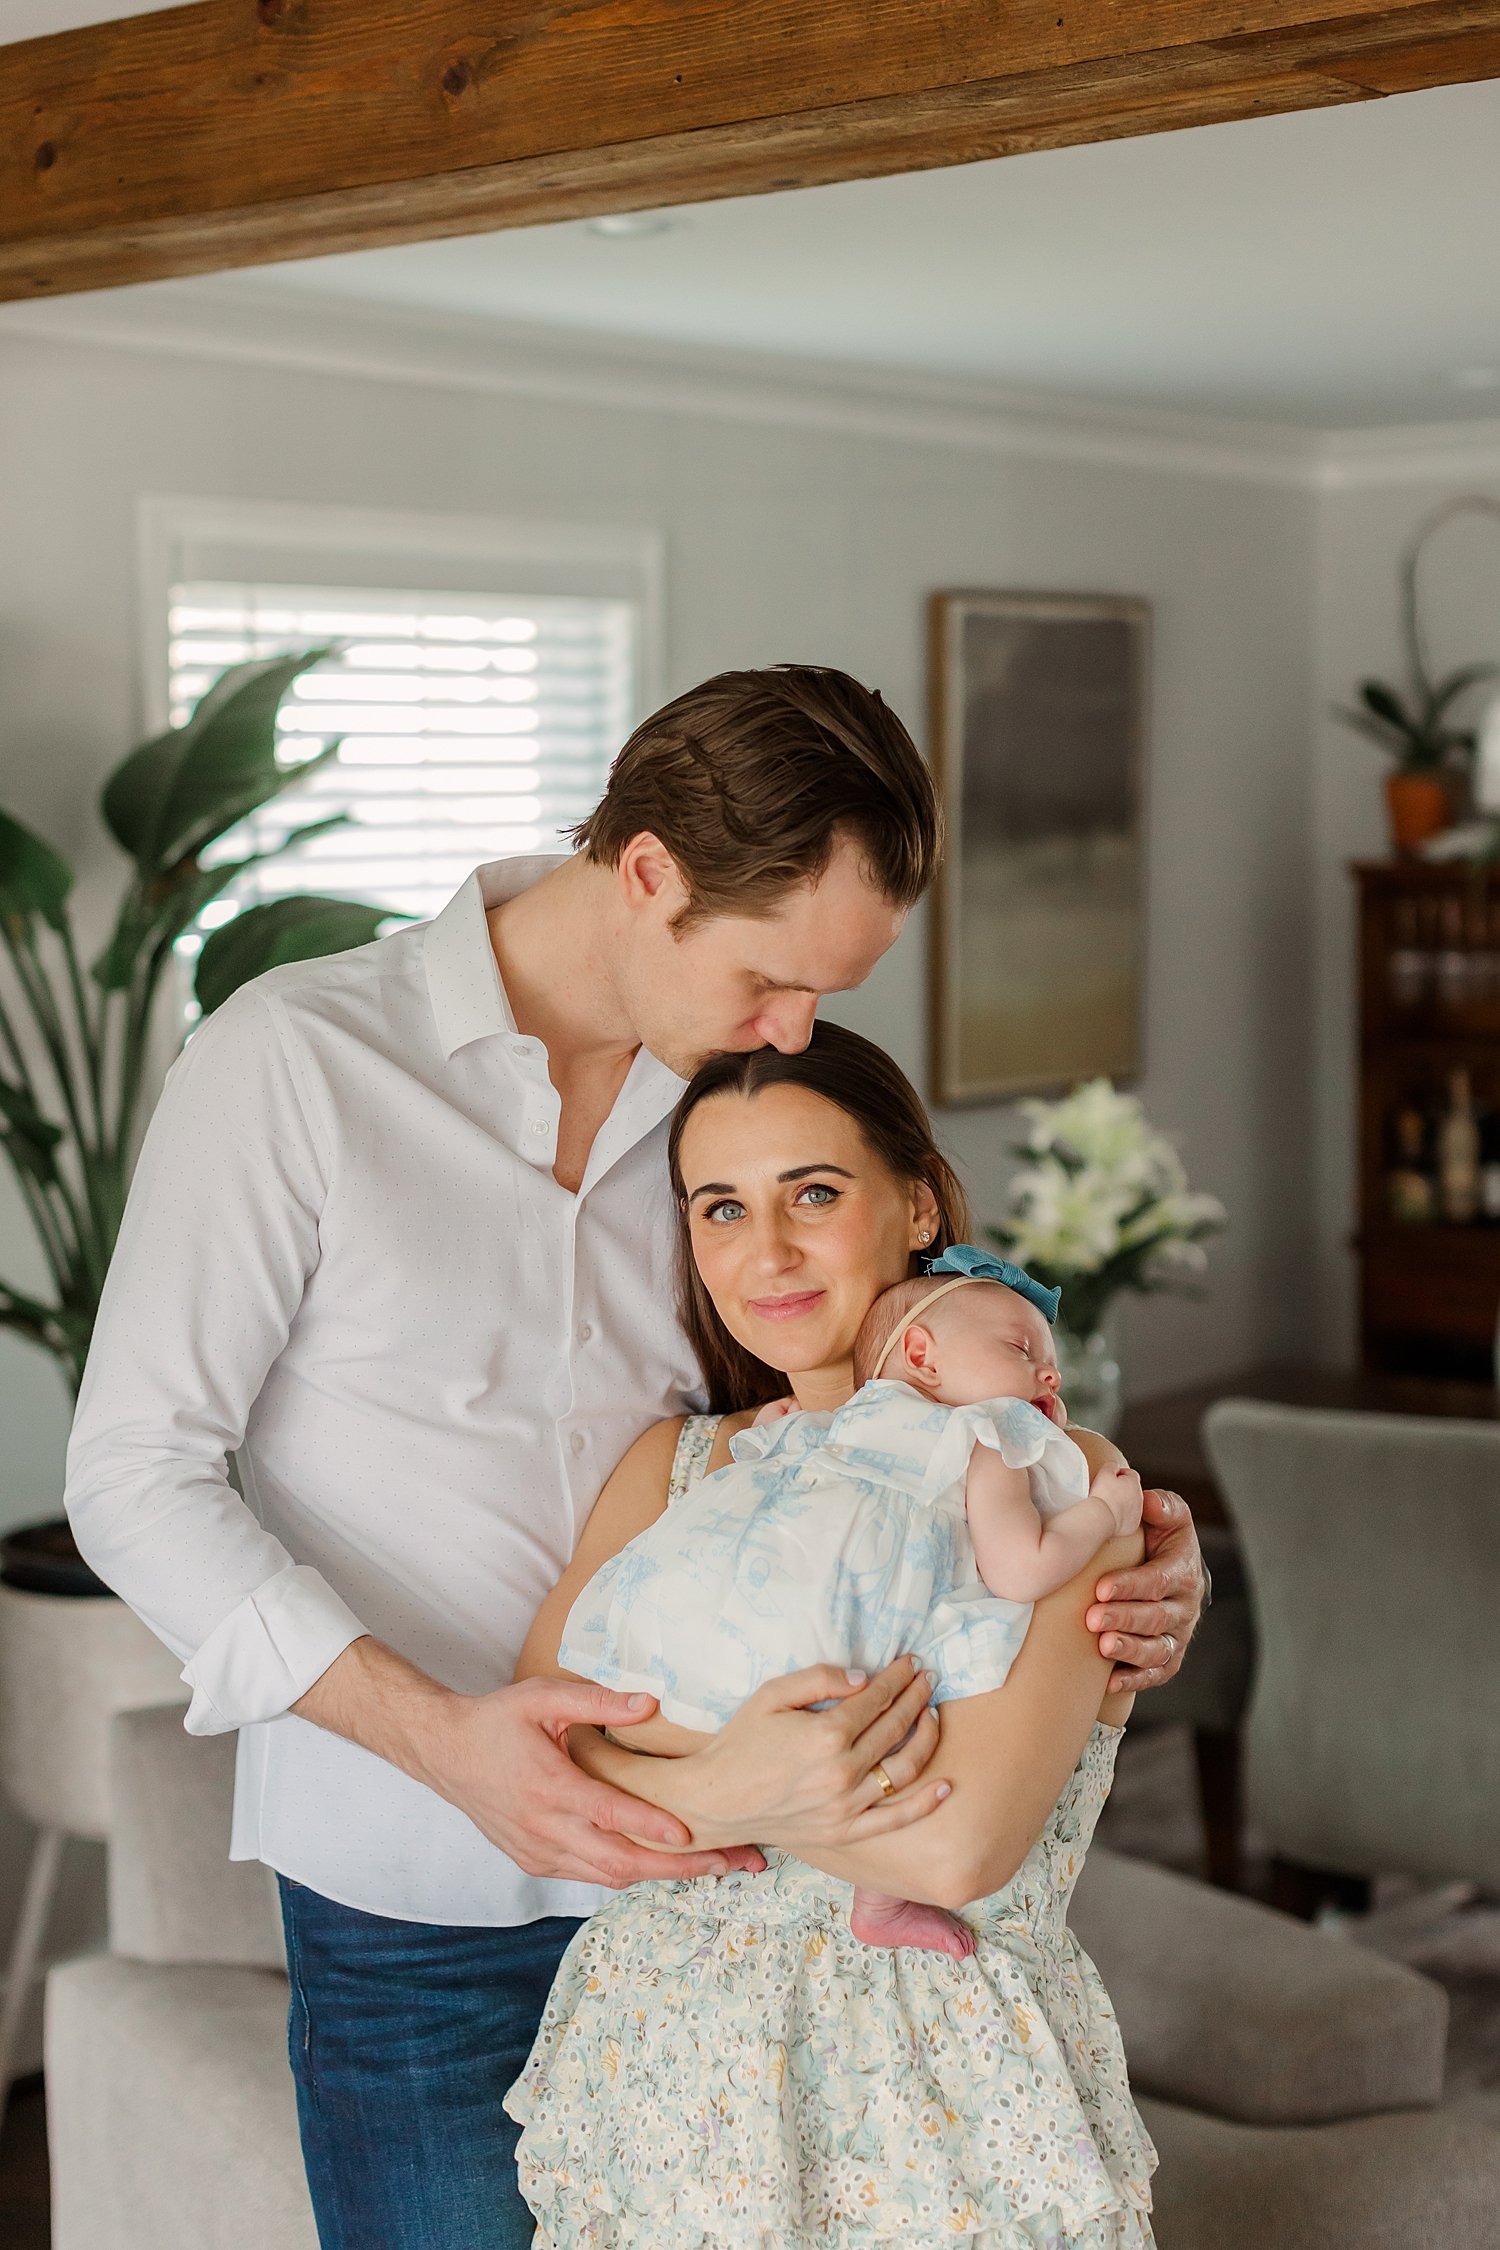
[928,590,1150,1108]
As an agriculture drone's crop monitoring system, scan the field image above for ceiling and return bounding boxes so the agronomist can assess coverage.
[6,9,1500,430]
[4,0,191,39]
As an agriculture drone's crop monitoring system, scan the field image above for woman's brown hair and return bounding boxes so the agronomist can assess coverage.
[667,1022,971,1412]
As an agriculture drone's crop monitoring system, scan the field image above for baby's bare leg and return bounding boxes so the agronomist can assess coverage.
[850,1886,976,1960]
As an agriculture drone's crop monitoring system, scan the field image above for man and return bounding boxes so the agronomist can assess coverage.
[67,664,1203,2247]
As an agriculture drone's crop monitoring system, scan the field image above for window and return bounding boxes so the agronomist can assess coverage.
[167,580,641,933]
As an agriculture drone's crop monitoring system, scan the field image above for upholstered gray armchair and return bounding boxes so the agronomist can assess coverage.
[1203,1398,1500,1891]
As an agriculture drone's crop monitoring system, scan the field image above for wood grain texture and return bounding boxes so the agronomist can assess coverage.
[3,0,1500,299]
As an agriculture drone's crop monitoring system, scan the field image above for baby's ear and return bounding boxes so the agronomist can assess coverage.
[900,1322,943,1389]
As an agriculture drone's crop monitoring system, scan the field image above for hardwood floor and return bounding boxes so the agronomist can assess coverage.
[0,2075,49,2250]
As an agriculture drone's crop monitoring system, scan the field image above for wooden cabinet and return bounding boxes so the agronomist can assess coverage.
[1353,861,1500,1378]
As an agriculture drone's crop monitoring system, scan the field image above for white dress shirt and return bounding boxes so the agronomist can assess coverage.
[65,858,702,1925]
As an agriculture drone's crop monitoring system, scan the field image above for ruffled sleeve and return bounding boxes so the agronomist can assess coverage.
[728,1408,833,1469]
[920,1396,1092,1510]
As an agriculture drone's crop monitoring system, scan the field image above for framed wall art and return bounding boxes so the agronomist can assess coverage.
[928,591,1149,1107]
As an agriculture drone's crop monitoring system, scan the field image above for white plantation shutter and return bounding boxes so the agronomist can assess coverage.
[168,580,639,936]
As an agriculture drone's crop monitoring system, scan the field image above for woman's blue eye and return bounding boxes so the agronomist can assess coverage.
[797,1184,839,1207]
[704,1198,747,1224]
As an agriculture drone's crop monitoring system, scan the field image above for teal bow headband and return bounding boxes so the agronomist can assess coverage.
[922,1242,1061,1326]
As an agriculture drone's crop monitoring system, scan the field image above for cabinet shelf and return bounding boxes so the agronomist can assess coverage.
[1353,862,1500,1380]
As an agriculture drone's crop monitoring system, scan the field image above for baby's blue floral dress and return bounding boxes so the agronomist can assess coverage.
[558,1381,1092,1731]
[507,1414,1157,2249]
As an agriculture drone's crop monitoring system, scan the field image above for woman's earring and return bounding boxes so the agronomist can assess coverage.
[918,1229,932,1245]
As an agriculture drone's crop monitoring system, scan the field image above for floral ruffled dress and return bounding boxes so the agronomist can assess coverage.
[505,1417,1157,2250]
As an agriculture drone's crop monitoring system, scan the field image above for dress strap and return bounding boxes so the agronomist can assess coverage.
[666,1413,723,1506]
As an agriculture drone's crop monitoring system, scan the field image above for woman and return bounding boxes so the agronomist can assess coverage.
[508,1024,1157,2247]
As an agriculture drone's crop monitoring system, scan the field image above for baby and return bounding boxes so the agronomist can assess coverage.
[559,1244,1143,1962]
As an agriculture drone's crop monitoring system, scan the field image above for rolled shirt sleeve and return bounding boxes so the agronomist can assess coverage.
[65,985,369,1734]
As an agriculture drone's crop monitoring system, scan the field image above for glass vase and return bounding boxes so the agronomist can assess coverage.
[1056,1326,1123,1439]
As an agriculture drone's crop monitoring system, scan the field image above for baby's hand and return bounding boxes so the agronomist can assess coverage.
[1090,1462,1144,1538]
[752,1396,798,1427]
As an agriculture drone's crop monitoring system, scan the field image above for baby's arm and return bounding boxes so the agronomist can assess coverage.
[966,1441,1143,1605]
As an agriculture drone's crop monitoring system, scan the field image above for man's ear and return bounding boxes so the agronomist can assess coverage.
[899,1323,943,1393]
[617,831,687,913]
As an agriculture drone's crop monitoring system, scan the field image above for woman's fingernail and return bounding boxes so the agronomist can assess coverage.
[846,1669,867,1686]
[627,1693,651,1710]
[925,1671,939,1693]
[936,1783,952,1800]
[910,1654,923,1673]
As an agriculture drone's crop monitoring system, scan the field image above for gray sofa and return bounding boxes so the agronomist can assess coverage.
[45,1707,1500,2249]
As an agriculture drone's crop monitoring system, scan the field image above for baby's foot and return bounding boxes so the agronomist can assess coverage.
[850,1889,976,1960]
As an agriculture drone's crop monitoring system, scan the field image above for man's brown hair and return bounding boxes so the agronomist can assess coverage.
[571,665,941,925]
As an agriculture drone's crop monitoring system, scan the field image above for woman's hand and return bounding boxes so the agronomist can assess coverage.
[1085,1487,1205,1692]
[655,1655,948,1854]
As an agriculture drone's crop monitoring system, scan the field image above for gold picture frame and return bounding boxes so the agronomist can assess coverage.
[928,590,1150,1108]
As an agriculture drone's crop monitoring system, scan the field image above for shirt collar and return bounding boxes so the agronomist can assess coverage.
[423,858,562,1059]
[420,858,688,1130]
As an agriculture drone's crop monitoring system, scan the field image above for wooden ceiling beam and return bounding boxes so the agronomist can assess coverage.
[3,0,1499,301]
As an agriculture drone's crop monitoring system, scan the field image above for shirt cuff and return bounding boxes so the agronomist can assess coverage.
[180,1563,368,1735]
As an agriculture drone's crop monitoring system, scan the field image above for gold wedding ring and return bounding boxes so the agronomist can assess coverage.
[872,1762,896,1798]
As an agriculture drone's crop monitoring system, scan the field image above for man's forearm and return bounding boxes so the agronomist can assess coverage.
[293,1634,465,1801]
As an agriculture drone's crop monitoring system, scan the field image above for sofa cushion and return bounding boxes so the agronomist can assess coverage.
[1071,1847,1448,2124]
[46,1957,314,2250]
[1141,2090,1500,2250]
[108,1705,283,1968]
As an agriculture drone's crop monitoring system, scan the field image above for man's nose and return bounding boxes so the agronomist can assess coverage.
[756,996,819,1054]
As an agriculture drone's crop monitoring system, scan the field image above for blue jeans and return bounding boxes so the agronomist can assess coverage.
[278,1877,582,2249]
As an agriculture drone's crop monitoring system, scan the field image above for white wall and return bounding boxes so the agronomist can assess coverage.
[0,307,1320,1544]
[1311,466,1500,1360]
[0,309,1324,1536]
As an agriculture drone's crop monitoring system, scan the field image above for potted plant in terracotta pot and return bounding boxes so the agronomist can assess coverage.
[1337,672,1490,855]
[1336,498,1499,856]
[0,651,392,1587]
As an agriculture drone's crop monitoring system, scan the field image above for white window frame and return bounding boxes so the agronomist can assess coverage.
[137,494,665,747]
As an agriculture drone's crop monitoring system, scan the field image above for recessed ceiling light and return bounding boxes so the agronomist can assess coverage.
[586,211,679,239]
[1446,366,1500,391]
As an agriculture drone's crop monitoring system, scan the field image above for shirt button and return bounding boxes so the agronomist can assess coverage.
[570,1431,586,1455]
[530,1119,549,1137]
[577,1322,593,1343]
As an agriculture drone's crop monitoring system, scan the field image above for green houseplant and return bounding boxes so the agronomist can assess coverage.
[1335,496,1500,855]
[0,651,391,1403]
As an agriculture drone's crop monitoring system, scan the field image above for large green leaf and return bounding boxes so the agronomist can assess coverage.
[0,1078,64,1188]
[92,814,350,991]
[0,807,73,931]
[194,895,394,1018]
[101,649,339,877]
[1358,679,1414,733]
[1424,663,1499,725]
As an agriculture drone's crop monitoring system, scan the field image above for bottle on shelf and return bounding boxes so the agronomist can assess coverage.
[1386,896,1429,1010]
[1385,1102,1435,1224]
[1480,1102,1500,1224]
[1438,1068,1481,1224]
[1436,899,1470,1015]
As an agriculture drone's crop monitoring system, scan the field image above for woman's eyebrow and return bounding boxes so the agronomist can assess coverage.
[687,1181,736,1205]
[776,1164,856,1184]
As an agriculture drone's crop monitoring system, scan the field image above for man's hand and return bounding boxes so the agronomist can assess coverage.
[653,1655,948,1854]
[433,1676,774,1888]
[293,1637,763,1891]
[1085,1487,1205,1693]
